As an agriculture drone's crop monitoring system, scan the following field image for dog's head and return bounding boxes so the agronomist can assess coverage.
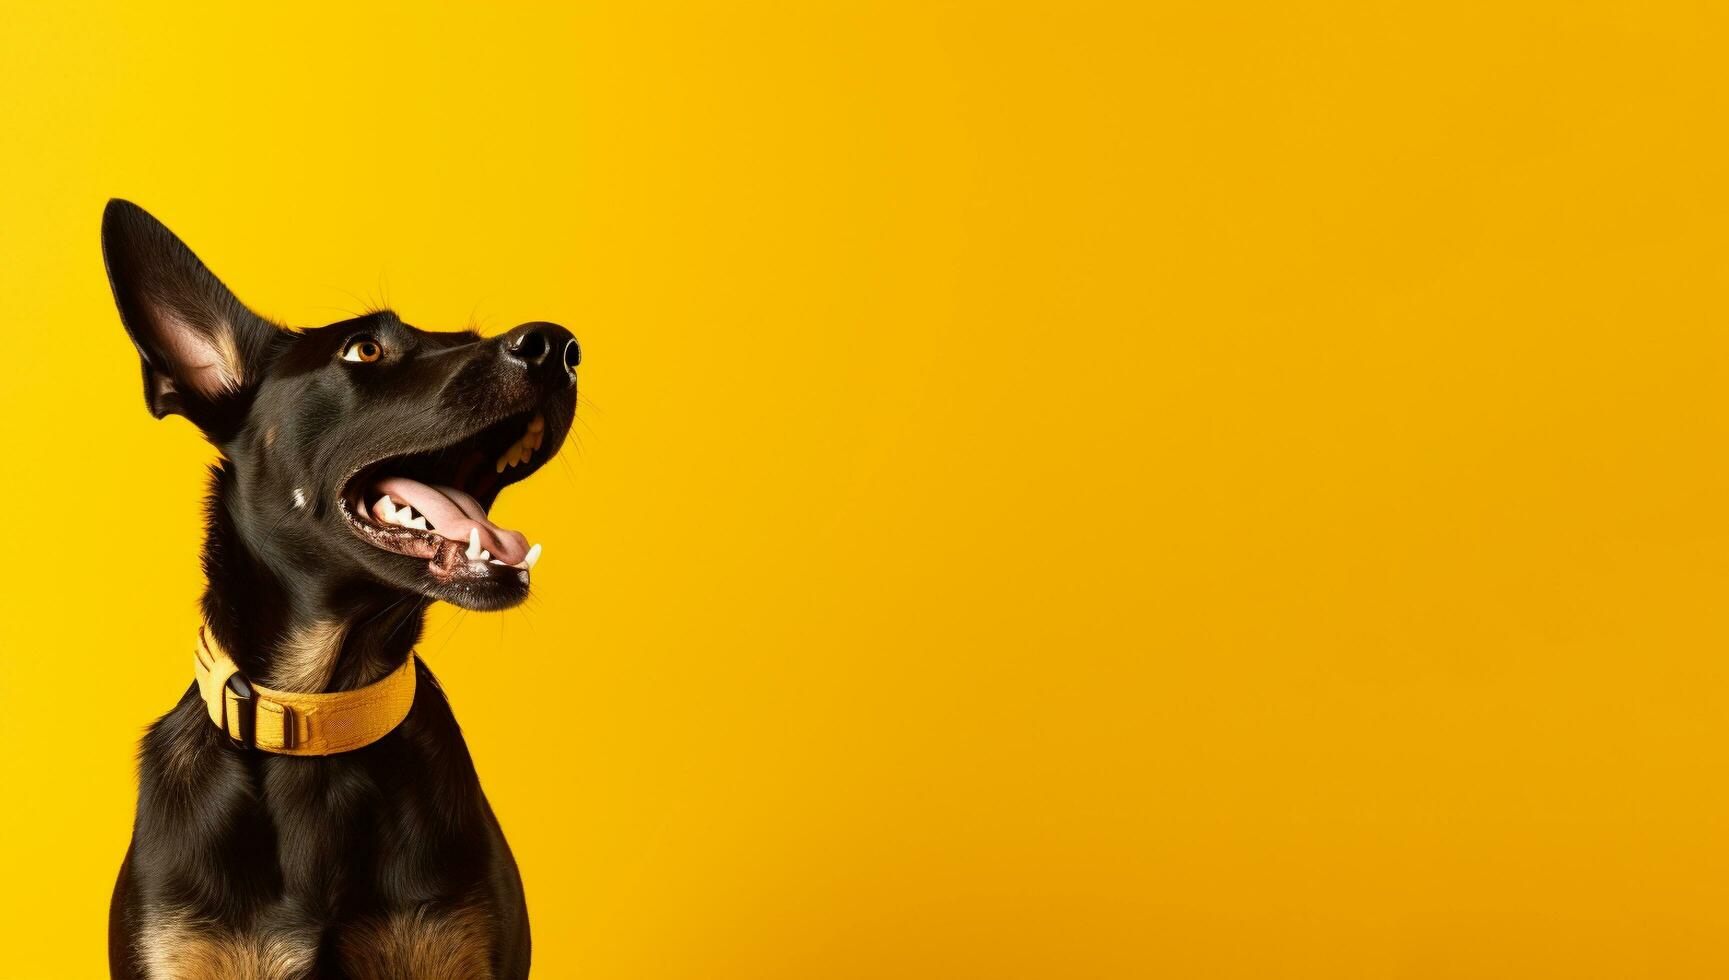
[102,200,577,611]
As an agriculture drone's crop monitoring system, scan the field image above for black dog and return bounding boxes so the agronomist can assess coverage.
[102,200,576,979]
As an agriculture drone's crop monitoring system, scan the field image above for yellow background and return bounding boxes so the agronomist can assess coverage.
[2,2,1726,976]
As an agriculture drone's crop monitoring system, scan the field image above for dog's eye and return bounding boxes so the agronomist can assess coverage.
[341,337,384,363]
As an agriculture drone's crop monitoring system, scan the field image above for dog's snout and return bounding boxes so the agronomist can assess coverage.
[503,322,577,383]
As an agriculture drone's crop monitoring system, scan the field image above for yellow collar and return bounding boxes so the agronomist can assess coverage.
[193,627,417,755]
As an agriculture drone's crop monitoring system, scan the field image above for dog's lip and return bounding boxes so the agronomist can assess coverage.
[368,478,530,564]
[337,496,533,584]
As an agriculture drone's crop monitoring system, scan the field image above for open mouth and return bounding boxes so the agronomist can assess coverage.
[337,407,557,586]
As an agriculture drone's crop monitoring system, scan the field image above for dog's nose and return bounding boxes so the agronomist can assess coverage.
[502,322,578,383]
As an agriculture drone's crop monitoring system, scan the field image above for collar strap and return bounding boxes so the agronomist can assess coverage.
[194,628,417,755]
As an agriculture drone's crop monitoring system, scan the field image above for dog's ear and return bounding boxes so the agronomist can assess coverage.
[101,199,280,432]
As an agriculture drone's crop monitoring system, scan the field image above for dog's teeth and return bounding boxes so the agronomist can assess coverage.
[528,414,545,434]
[524,543,542,570]
[498,441,520,471]
[479,549,491,561]
[496,434,539,472]
[409,516,429,530]
[376,496,397,522]
[466,528,483,560]
[392,510,415,528]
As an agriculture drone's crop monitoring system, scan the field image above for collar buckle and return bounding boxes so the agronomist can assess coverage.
[223,672,257,750]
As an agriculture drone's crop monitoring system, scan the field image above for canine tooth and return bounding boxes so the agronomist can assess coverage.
[376,496,397,522]
[495,457,508,473]
[466,528,482,559]
[524,543,542,570]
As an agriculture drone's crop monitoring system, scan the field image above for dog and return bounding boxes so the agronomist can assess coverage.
[101,200,577,979]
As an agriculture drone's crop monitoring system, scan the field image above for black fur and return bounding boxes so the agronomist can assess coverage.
[103,200,577,979]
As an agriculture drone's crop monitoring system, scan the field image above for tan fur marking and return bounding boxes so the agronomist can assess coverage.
[339,903,496,980]
[208,321,244,392]
[264,426,277,447]
[136,907,315,980]
[270,619,348,692]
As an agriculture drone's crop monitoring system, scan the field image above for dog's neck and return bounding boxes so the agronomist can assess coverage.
[199,473,428,694]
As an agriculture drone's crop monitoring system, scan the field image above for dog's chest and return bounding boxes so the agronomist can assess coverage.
[130,708,503,978]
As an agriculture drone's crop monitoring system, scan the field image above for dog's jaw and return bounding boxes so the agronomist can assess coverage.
[328,389,572,611]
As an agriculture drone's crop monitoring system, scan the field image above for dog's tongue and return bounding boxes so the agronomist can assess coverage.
[371,477,531,563]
